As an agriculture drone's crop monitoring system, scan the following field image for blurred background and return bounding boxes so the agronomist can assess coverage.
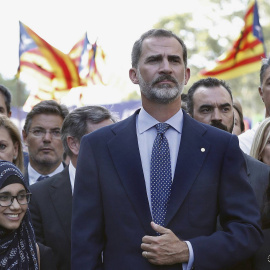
[1,0,269,130]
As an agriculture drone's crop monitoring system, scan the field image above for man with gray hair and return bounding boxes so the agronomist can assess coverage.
[29,105,116,270]
[72,29,262,270]
[239,57,270,154]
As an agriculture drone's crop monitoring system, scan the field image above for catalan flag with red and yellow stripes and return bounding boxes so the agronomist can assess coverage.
[18,21,84,110]
[199,0,266,80]
[69,35,106,85]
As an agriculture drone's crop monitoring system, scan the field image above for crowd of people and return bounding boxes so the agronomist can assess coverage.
[0,28,270,269]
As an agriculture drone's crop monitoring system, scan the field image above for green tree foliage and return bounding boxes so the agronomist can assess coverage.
[154,0,270,121]
[0,75,29,108]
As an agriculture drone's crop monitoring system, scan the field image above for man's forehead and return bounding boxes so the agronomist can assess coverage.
[141,37,183,57]
[30,114,63,125]
[194,86,232,104]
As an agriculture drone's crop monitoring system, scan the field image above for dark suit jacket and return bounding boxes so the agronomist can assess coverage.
[251,228,270,269]
[71,110,263,270]
[243,154,270,210]
[29,166,72,270]
[38,242,57,270]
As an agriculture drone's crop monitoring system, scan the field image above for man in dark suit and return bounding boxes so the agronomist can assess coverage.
[186,77,270,210]
[29,105,116,270]
[71,29,263,269]
[22,100,69,186]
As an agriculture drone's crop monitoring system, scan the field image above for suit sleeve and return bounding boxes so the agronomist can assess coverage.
[189,135,263,269]
[38,242,57,270]
[71,136,104,270]
[29,186,46,244]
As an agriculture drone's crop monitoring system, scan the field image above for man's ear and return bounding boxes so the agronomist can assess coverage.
[185,68,191,85]
[259,86,264,102]
[67,136,80,156]
[22,130,28,146]
[129,68,139,84]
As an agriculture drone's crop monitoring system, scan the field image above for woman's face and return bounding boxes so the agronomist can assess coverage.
[260,126,270,166]
[0,127,18,163]
[232,108,243,136]
[0,183,27,230]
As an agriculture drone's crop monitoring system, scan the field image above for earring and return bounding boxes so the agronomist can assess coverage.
[13,156,17,160]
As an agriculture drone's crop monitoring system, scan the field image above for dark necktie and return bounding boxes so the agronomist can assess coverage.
[150,123,172,226]
[37,175,49,182]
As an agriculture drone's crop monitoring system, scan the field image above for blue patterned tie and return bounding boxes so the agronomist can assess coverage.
[37,175,49,182]
[150,123,172,226]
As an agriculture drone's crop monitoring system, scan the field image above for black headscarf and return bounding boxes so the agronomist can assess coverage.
[0,160,39,269]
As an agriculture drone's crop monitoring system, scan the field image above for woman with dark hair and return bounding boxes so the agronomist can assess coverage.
[0,160,56,269]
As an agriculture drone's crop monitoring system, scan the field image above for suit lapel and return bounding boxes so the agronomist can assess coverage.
[49,167,72,241]
[242,153,251,177]
[165,113,210,226]
[108,111,153,234]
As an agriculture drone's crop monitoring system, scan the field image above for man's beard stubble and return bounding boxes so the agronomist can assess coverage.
[137,70,185,104]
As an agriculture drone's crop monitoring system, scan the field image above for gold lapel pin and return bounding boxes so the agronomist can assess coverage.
[201,148,205,152]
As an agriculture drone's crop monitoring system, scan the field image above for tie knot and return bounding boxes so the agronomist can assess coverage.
[37,175,49,182]
[155,123,170,135]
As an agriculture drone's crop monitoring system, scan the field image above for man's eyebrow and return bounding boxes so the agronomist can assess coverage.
[199,104,214,109]
[145,55,162,62]
[219,103,232,108]
[168,55,181,61]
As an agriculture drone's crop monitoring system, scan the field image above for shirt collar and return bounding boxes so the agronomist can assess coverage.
[137,107,183,134]
[69,161,76,194]
[28,162,64,183]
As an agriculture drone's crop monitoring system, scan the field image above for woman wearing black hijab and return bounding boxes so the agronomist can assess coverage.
[0,160,56,269]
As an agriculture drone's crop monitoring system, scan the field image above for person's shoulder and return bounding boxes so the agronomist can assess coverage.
[244,154,270,171]
[83,110,138,141]
[29,167,68,192]
[37,242,57,270]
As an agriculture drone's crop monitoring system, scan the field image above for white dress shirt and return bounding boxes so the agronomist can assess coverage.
[69,160,76,194]
[238,122,260,154]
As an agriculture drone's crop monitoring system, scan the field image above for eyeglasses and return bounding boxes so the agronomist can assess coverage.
[29,128,61,138]
[0,193,32,207]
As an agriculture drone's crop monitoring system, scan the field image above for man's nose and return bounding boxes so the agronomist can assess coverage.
[159,59,172,74]
[43,131,53,141]
[211,109,222,121]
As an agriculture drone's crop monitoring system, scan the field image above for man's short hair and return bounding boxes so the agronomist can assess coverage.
[0,85,12,115]
[187,77,233,116]
[61,105,117,157]
[23,100,69,133]
[131,29,188,68]
[260,57,270,86]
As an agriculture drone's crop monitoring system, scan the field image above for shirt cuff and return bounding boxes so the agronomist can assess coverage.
[182,241,194,270]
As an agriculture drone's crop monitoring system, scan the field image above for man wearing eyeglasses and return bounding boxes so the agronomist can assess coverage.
[22,100,69,186]
[28,105,116,270]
